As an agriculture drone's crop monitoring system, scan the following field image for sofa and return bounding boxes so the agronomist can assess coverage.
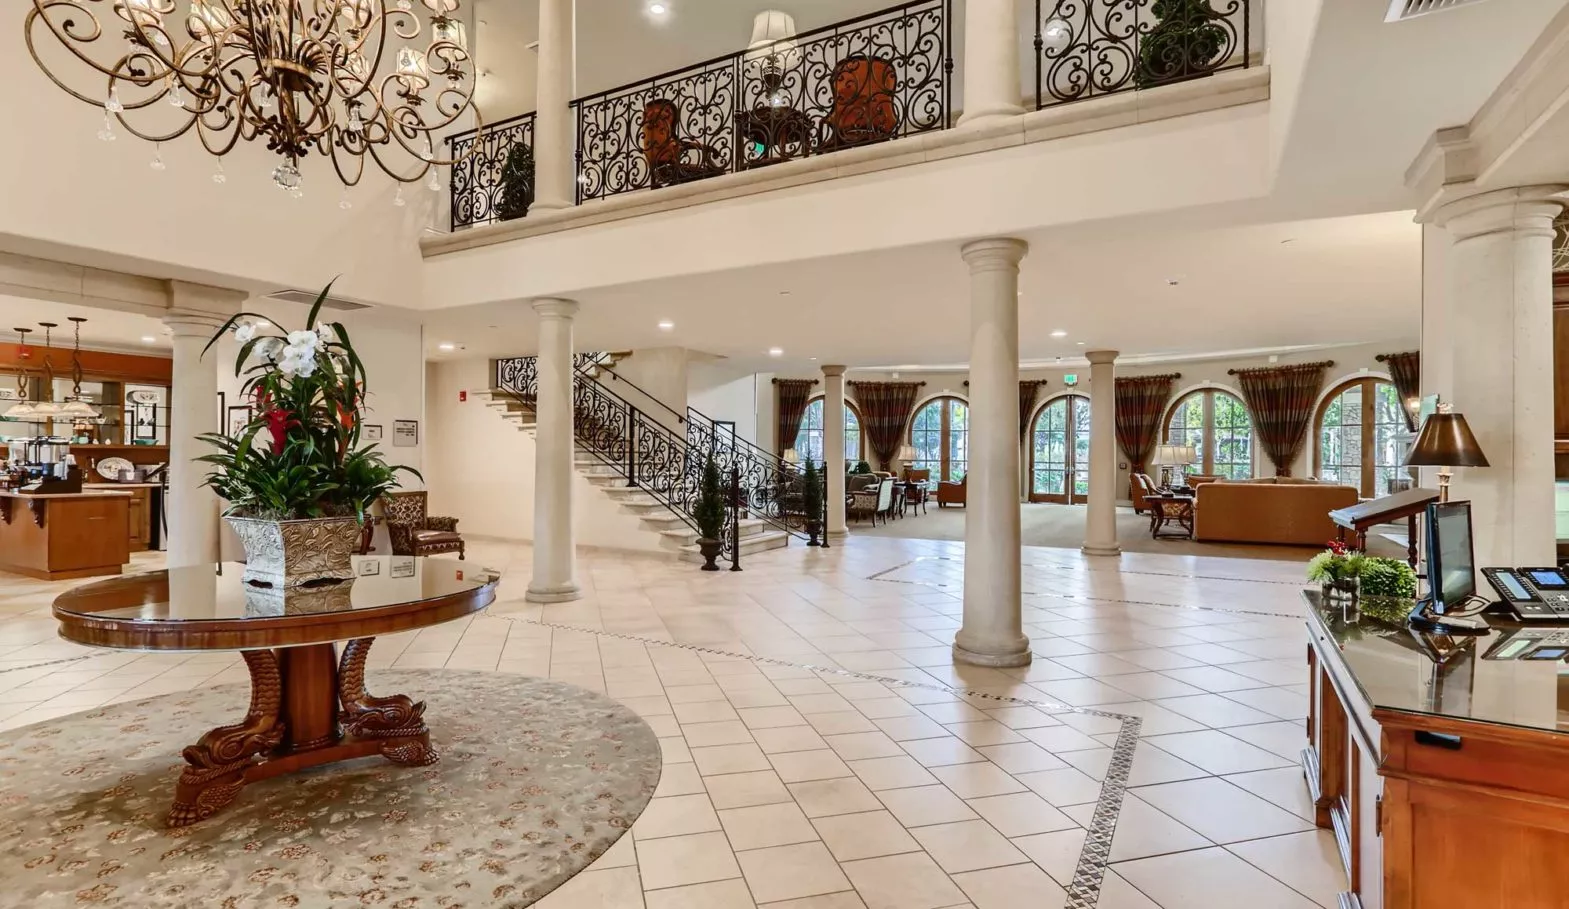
[1193,477,1359,546]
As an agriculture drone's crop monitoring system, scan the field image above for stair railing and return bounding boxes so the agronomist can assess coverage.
[685,406,805,533]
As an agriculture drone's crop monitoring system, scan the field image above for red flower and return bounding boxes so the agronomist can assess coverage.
[264,409,299,455]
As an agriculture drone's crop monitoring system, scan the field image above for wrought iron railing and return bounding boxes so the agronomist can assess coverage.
[1034,0,1252,109]
[447,112,536,230]
[686,407,805,531]
[495,353,608,400]
[573,0,952,203]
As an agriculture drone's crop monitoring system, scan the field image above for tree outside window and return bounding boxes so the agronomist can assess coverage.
[1164,389,1254,481]
[1316,379,1404,497]
[909,397,968,487]
[794,398,862,465]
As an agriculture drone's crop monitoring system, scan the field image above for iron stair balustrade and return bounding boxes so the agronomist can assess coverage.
[446,112,538,231]
[1033,0,1252,110]
[571,0,953,204]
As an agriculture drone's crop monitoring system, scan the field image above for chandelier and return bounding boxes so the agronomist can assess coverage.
[25,0,484,194]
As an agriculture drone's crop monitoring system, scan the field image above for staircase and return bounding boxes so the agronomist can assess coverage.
[480,355,793,564]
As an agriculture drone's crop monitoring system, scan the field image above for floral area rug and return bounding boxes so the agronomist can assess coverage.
[0,671,662,908]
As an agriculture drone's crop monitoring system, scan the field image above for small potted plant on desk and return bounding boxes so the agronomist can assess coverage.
[695,454,726,571]
[1307,540,1366,604]
[1356,557,1420,625]
[198,282,419,588]
[803,459,823,547]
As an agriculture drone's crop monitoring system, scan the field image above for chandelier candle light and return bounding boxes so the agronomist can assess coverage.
[26,0,485,194]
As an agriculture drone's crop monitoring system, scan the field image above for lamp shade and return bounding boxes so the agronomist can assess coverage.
[1404,412,1489,468]
[782,447,800,463]
[1152,444,1196,467]
[748,10,797,49]
[898,445,917,462]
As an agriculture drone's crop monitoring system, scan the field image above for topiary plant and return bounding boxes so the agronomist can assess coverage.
[1361,557,1418,601]
[696,454,725,542]
[496,142,535,221]
[1138,0,1230,88]
[852,461,872,475]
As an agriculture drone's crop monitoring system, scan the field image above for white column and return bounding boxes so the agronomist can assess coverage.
[532,0,576,211]
[956,0,1024,127]
[163,283,240,568]
[1427,186,1565,568]
[955,238,1030,668]
[1083,350,1122,557]
[528,298,581,603]
[823,366,848,538]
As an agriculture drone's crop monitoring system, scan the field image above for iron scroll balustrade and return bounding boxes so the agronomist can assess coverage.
[1034,0,1251,109]
[449,112,537,230]
[574,0,952,203]
[686,407,807,534]
[494,353,609,400]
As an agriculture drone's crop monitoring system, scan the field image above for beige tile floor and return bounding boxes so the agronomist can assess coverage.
[0,534,1346,909]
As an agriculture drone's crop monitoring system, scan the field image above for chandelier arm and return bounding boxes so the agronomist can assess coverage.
[197,103,245,156]
[328,139,368,187]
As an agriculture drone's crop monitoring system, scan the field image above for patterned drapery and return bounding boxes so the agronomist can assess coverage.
[1377,351,1420,431]
[773,379,817,456]
[1113,374,1180,472]
[1019,381,1050,440]
[848,381,926,471]
[1229,361,1333,476]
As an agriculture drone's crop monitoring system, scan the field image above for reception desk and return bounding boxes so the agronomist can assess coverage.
[1304,590,1569,909]
[0,489,131,580]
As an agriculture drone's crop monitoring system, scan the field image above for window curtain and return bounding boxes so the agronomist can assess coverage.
[1113,374,1180,473]
[1019,380,1050,440]
[1377,351,1420,431]
[848,380,926,471]
[773,378,817,456]
[1228,361,1333,476]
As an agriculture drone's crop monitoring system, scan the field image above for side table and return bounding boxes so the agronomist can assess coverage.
[736,106,813,169]
[1147,493,1195,540]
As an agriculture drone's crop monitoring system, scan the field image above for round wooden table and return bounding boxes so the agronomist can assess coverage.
[53,556,499,827]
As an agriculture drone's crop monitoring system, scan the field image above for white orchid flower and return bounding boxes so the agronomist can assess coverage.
[316,323,336,344]
[257,338,285,361]
[286,329,321,352]
[234,321,258,343]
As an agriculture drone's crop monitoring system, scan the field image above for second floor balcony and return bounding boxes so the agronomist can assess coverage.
[446,0,1256,231]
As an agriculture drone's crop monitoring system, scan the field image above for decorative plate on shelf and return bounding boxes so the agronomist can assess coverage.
[96,457,134,480]
[127,390,163,404]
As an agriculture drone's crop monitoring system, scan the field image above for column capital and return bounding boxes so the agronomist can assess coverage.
[960,238,1028,270]
[532,298,579,319]
[162,308,231,337]
[821,365,847,378]
[1426,185,1568,240]
[1085,349,1119,365]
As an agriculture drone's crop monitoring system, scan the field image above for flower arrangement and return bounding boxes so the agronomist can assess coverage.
[197,282,418,522]
[1306,540,1366,585]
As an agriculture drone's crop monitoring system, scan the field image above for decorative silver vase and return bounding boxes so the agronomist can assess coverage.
[227,515,362,588]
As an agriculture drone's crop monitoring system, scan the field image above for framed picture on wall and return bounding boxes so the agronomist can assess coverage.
[133,403,158,440]
[393,420,418,447]
[364,424,384,443]
[226,405,254,437]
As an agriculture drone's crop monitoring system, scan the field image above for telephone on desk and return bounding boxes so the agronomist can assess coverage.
[1483,567,1569,621]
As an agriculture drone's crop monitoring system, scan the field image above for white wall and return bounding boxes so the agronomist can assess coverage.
[425,357,663,552]
[688,361,761,446]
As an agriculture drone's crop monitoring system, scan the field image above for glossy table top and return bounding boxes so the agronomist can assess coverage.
[54,557,499,652]
[1306,589,1569,737]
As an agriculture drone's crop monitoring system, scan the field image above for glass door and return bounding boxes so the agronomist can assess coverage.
[1030,395,1091,504]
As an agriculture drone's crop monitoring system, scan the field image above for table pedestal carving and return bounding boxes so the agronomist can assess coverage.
[167,638,436,827]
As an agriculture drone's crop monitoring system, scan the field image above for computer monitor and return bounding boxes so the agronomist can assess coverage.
[1425,500,1476,613]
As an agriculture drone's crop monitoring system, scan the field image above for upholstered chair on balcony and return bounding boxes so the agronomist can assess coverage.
[937,475,966,508]
[819,55,899,152]
[641,98,726,188]
[382,491,465,560]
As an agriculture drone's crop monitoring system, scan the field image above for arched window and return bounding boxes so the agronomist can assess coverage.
[795,397,863,465]
[1165,389,1255,481]
[908,396,969,486]
[1029,394,1091,503]
[1315,378,1405,497]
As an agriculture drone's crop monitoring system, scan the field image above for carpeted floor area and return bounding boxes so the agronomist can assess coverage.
[852,502,1402,562]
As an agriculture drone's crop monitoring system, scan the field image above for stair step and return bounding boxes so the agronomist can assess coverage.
[678,530,791,563]
[657,519,773,550]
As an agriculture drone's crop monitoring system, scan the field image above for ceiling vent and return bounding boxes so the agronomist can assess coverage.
[1386,0,1490,22]
[264,289,373,312]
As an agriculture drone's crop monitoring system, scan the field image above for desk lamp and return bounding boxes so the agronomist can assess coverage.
[1403,406,1488,503]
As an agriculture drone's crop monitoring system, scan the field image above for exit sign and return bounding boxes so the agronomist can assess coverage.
[1063,374,1079,386]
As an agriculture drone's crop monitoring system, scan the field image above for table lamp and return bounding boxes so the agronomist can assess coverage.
[1403,406,1488,503]
[782,447,800,464]
[1152,444,1195,490]
[745,10,799,100]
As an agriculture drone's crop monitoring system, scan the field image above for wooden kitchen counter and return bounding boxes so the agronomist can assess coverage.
[0,489,132,580]
[83,483,161,552]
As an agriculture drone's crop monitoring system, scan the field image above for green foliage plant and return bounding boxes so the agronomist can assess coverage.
[1360,557,1418,601]
[496,142,535,221]
[802,459,822,524]
[1306,541,1366,584]
[696,454,726,541]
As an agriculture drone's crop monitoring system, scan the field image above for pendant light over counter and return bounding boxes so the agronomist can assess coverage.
[6,327,38,419]
[58,317,100,420]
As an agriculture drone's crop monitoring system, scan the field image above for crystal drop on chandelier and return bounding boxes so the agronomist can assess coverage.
[347,108,364,136]
[150,146,166,171]
[168,82,185,108]
[427,169,440,192]
[213,161,227,184]
[104,85,123,114]
[397,0,412,9]
[272,162,302,191]
[393,186,406,207]
[97,112,116,142]
[339,190,352,210]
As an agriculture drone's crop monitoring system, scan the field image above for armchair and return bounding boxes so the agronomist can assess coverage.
[382,491,465,560]
[937,475,967,508]
[1130,472,1159,514]
[818,55,900,152]
[642,98,726,188]
[848,477,894,525]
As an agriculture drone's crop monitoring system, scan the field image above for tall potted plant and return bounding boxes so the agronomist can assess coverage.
[496,142,535,221]
[802,459,823,547]
[1137,0,1229,88]
[198,282,419,588]
[695,454,726,571]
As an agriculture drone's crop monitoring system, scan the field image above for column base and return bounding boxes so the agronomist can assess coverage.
[531,198,574,213]
[952,641,1032,668]
[525,582,582,604]
[826,529,849,539]
[1081,544,1122,558]
[956,105,1025,129]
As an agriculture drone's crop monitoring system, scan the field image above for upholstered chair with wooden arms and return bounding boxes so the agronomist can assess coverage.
[641,98,726,188]
[818,55,900,152]
[382,491,465,560]
[937,475,967,508]
[1130,472,1159,514]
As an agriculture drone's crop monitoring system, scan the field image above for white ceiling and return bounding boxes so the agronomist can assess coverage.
[422,209,1421,371]
[0,295,169,355]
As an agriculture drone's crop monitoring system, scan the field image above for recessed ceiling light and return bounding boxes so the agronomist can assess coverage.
[1050,330,1068,338]
[1166,278,1181,286]
[658,319,675,331]
[646,1,668,16]
[141,335,156,344]
[438,342,456,351]
[768,347,784,357]
[1076,341,1085,346]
